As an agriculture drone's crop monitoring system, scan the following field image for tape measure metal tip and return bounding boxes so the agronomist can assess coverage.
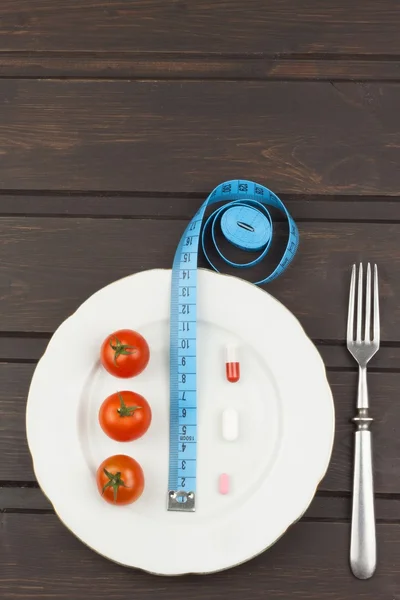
[168,490,196,512]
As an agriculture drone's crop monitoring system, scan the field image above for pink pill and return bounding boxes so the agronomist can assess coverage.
[219,473,230,495]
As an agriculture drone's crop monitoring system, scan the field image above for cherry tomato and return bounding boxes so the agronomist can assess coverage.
[99,391,152,442]
[96,454,144,505]
[100,329,150,378]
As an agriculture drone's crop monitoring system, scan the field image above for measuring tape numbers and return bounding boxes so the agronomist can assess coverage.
[167,180,299,512]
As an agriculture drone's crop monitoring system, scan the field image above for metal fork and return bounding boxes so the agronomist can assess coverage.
[347,263,380,579]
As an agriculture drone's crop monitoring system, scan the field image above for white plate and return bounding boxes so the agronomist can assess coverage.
[26,269,334,575]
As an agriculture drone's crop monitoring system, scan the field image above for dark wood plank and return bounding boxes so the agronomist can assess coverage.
[2,361,400,494]
[1,514,400,599]
[2,80,400,194]
[0,363,36,481]
[2,1,400,55]
[3,54,400,80]
[0,194,399,222]
[0,336,48,362]
[322,372,400,494]
[0,217,399,341]
[3,486,400,522]
[2,334,400,372]
[305,495,400,523]
[0,486,52,512]
[320,344,400,372]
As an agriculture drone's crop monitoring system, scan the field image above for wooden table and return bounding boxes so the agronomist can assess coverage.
[1,2,400,598]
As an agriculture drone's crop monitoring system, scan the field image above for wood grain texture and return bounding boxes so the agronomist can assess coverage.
[2,1,400,55]
[2,0,400,593]
[3,54,400,81]
[2,514,400,599]
[2,361,400,494]
[2,80,400,194]
[0,363,36,481]
[0,217,399,340]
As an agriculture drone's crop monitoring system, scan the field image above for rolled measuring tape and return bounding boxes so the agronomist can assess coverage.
[168,179,299,511]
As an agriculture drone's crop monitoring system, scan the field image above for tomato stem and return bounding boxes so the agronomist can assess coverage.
[110,336,137,366]
[102,468,129,503]
[116,392,142,417]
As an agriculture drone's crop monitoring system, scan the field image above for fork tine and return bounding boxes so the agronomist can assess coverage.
[365,263,371,342]
[347,264,356,343]
[356,263,363,343]
[373,264,380,344]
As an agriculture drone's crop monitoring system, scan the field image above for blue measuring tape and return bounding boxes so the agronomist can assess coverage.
[167,180,299,511]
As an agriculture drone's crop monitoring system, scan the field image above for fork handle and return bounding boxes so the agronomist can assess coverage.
[350,416,376,579]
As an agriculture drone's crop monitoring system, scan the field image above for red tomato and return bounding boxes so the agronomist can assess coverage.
[100,329,150,378]
[96,454,144,505]
[99,391,152,442]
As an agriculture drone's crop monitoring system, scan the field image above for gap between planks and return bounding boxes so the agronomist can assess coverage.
[0,194,399,222]
[1,336,400,369]
[2,53,400,81]
[1,486,400,522]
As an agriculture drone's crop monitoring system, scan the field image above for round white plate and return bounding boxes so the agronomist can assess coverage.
[26,269,334,575]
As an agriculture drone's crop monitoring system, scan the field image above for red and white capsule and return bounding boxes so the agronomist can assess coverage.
[225,344,240,383]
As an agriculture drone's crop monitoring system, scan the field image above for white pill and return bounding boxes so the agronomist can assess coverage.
[222,408,239,441]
